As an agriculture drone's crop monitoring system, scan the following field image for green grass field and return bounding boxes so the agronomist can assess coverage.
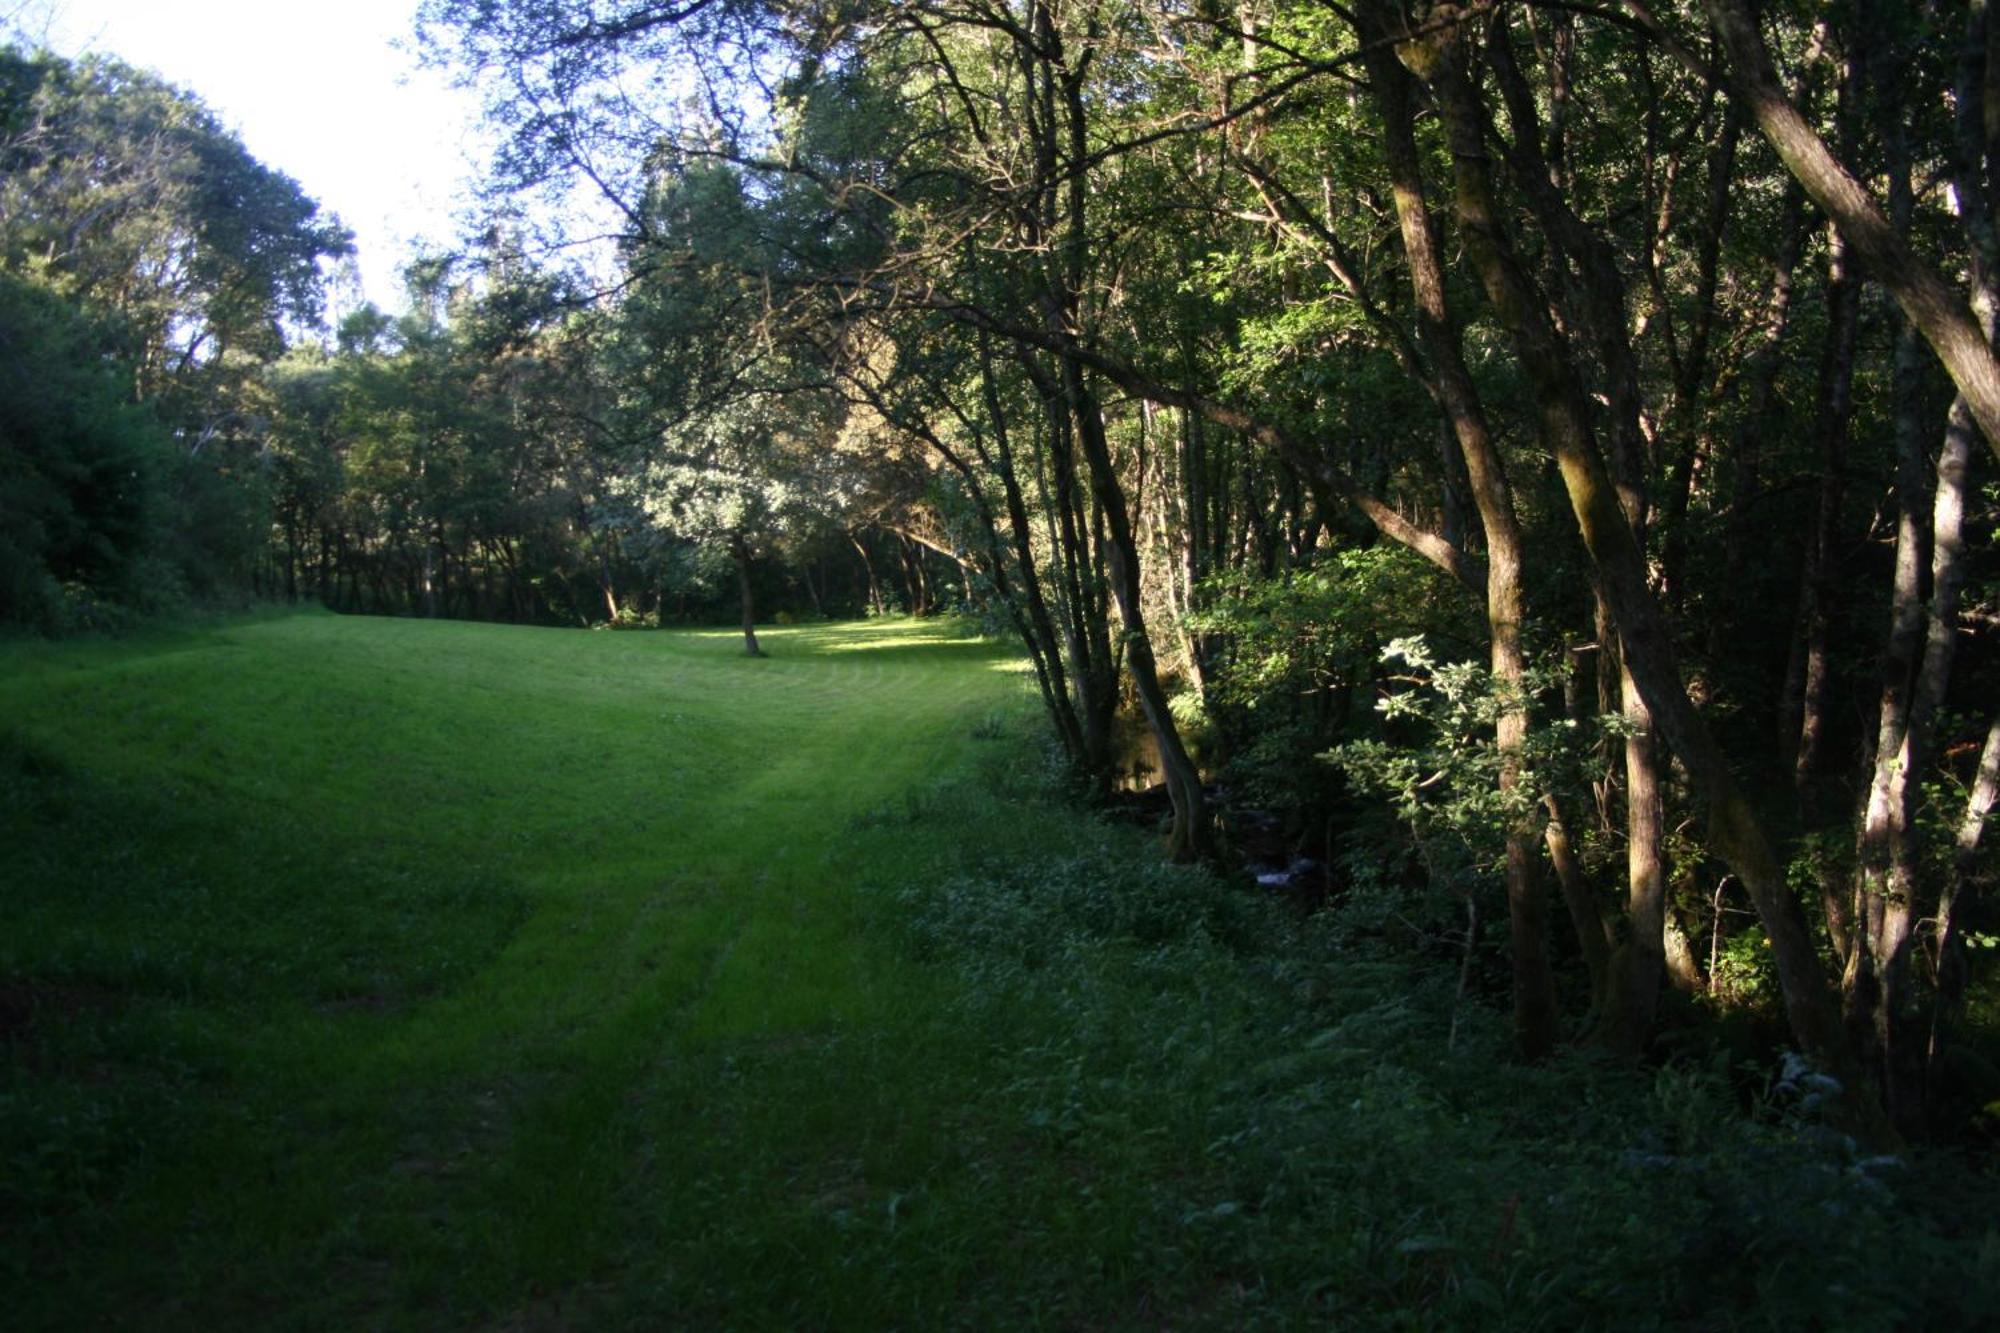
[1,612,1039,1327]
[4,612,1993,1330]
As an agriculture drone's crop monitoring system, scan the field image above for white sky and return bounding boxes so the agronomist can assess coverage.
[8,0,492,314]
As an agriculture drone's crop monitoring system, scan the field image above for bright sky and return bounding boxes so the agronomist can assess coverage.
[9,0,491,314]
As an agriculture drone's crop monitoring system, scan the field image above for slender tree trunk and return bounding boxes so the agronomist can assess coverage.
[1610,654,1669,1053]
[1546,791,1614,1013]
[1179,404,1212,698]
[599,559,622,622]
[1031,0,1206,855]
[434,523,451,620]
[1655,100,1743,607]
[1489,18,1669,1050]
[1029,393,1116,783]
[981,338,1088,763]
[1931,715,2000,1087]
[731,532,763,657]
[1664,914,1705,993]
[850,531,883,617]
[1786,221,1860,807]
[1065,364,1210,859]
[899,535,928,617]
[1850,322,1934,1120]
[1848,79,1952,1124]
[1417,22,1879,1132]
[1363,21,1560,1054]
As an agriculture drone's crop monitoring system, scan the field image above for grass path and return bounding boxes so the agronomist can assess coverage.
[1,612,1033,1328]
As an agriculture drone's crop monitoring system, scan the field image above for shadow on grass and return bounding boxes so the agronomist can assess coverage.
[0,723,531,1305]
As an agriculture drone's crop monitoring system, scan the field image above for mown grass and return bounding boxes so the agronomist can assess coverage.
[3,610,1994,1330]
[1,612,1013,1327]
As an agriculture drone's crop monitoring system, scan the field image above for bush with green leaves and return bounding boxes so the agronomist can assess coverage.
[1185,548,1474,839]
[0,275,174,630]
[1327,635,1617,931]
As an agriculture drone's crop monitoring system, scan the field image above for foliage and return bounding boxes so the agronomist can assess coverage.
[1188,549,1467,713]
[0,273,176,628]
[0,41,348,630]
[1332,636,1612,871]
[876,757,1999,1331]
[4,5,1999,1322]
[0,43,347,419]
[1187,550,1473,823]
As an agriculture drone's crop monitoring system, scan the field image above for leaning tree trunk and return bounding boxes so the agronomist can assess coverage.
[849,531,884,617]
[1039,6,1210,856]
[1418,22,1883,1136]
[1931,715,2000,1092]
[1702,0,2000,468]
[1027,360,1118,785]
[980,336,1089,765]
[1065,363,1211,860]
[1487,18,1667,1050]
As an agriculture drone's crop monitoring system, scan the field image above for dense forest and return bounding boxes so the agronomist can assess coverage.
[6,0,1999,1157]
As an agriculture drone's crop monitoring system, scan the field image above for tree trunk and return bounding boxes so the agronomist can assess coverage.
[850,530,884,617]
[1787,220,1860,808]
[1178,404,1212,698]
[1065,364,1210,860]
[1489,19,1671,1051]
[1033,364,1118,779]
[1417,22,1879,1132]
[1028,0,1206,856]
[1930,715,2000,1090]
[981,334,1089,764]
[1364,19,1560,1055]
[731,533,763,657]
[1702,0,2000,468]
[1546,791,1614,1013]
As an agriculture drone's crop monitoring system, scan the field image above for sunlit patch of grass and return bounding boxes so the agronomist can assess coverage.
[813,633,986,653]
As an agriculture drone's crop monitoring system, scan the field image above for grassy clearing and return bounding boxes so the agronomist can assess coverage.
[3,611,1994,1329]
[2,612,1012,1327]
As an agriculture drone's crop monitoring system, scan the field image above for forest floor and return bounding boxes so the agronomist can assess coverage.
[2,610,1995,1330]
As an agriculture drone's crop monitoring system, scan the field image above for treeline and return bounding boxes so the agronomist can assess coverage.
[257,253,985,628]
[0,39,965,634]
[410,0,1995,1141]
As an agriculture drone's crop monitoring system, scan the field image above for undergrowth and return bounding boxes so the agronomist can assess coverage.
[859,759,2000,1330]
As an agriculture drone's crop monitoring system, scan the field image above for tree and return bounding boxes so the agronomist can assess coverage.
[0,41,348,621]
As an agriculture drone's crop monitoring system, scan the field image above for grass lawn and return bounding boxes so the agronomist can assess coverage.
[1,611,1036,1327]
[3,610,1993,1330]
